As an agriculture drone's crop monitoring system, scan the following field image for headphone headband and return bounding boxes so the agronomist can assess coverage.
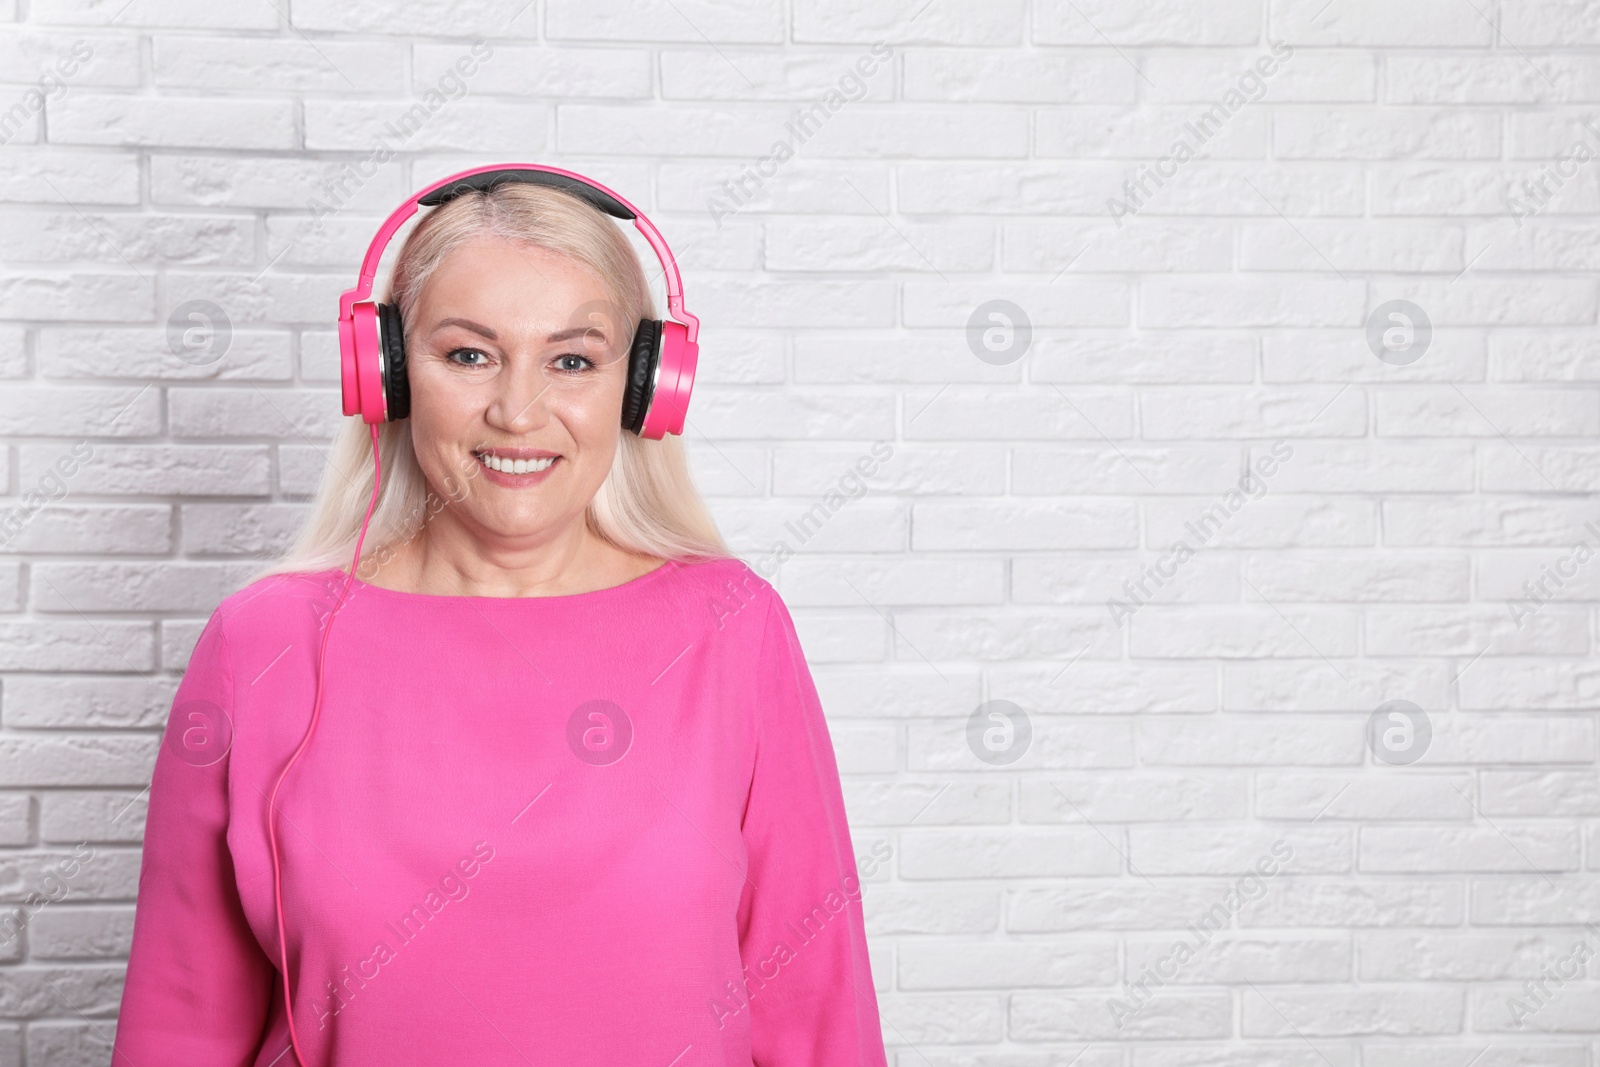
[338,163,699,345]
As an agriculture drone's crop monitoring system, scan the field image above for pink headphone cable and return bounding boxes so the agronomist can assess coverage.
[266,421,383,1066]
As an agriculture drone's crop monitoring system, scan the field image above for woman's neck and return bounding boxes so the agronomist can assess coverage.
[360,513,663,598]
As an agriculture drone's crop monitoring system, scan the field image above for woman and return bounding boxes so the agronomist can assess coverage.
[111,168,890,1067]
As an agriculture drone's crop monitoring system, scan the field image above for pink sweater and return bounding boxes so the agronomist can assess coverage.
[112,557,889,1067]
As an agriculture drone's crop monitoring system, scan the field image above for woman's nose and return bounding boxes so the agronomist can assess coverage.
[487,360,553,432]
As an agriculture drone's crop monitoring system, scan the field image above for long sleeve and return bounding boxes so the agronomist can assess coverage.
[112,607,274,1066]
[736,591,889,1067]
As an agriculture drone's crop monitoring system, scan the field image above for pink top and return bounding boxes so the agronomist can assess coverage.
[112,557,888,1067]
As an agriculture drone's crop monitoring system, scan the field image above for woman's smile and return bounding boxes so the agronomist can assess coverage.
[472,446,562,487]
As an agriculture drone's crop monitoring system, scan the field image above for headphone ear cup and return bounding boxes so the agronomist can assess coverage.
[344,301,387,423]
[641,319,697,439]
[376,302,410,421]
[621,318,662,435]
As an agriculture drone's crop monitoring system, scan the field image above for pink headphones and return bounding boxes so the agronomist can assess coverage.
[337,162,701,438]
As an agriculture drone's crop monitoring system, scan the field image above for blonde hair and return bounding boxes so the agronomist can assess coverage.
[247,181,728,586]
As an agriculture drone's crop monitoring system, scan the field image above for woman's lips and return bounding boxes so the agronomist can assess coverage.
[473,450,561,487]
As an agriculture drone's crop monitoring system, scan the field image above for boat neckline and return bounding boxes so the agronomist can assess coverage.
[335,558,684,604]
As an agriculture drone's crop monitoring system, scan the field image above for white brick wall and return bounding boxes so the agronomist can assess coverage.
[1,0,1597,1063]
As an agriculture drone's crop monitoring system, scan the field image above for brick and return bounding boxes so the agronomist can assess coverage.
[6,675,173,730]
[1269,0,1491,46]
[0,33,138,86]
[151,154,406,213]
[906,387,1134,441]
[1009,220,1234,275]
[1503,1,1600,45]
[1142,387,1366,438]
[907,278,1131,328]
[910,716,1134,769]
[0,620,151,671]
[1255,772,1474,820]
[1146,49,1375,103]
[1139,716,1366,764]
[1241,879,1464,926]
[1015,552,1239,608]
[1021,773,1245,819]
[153,36,408,93]
[1038,106,1268,160]
[686,389,893,438]
[899,939,1116,989]
[0,272,152,321]
[0,147,139,206]
[1241,988,1462,1036]
[1263,330,1486,383]
[1125,935,1351,983]
[912,500,1138,551]
[30,562,256,613]
[303,99,549,155]
[548,0,782,43]
[18,444,270,496]
[1036,0,1263,45]
[905,50,1134,103]
[31,0,276,27]
[901,828,1124,878]
[764,218,993,272]
[1015,445,1242,494]
[1014,991,1231,1040]
[798,0,1020,44]
[168,386,342,438]
[29,905,133,959]
[0,737,152,786]
[49,95,296,149]
[1129,825,1351,875]
[1360,825,1579,873]
[1387,55,1600,104]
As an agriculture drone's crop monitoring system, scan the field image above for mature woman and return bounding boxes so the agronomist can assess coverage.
[111,167,889,1067]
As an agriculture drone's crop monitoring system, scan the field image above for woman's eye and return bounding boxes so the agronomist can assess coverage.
[446,348,489,367]
[553,354,594,373]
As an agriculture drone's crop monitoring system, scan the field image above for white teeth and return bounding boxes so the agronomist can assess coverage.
[477,452,556,475]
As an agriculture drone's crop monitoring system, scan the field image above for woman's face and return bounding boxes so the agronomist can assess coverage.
[404,234,631,546]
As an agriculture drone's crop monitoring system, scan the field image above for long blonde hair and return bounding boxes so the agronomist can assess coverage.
[247,181,728,586]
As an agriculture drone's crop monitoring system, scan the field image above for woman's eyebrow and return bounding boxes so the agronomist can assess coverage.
[547,326,604,343]
[430,319,603,344]
[433,316,497,340]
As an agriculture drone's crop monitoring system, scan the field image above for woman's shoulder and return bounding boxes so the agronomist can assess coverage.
[665,554,769,591]
[212,567,343,639]
[663,555,780,610]
[657,555,805,645]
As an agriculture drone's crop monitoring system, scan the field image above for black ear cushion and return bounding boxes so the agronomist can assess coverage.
[621,318,661,434]
[377,302,410,421]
